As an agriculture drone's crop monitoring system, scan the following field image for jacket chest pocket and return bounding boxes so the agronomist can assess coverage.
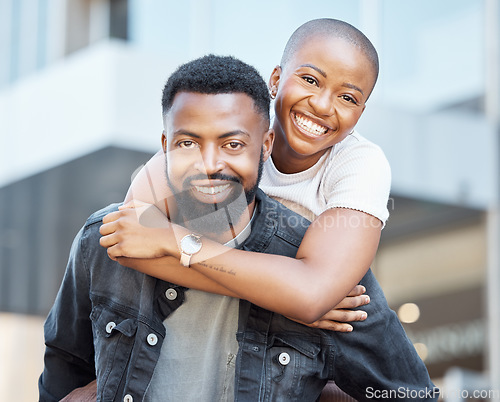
[265,333,328,402]
[91,304,138,400]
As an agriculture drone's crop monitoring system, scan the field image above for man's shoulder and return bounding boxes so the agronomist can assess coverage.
[256,189,307,218]
[253,189,310,250]
[84,203,122,228]
[77,203,122,248]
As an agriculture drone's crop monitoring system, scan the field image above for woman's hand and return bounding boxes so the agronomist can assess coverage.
[99,200,176,260]
[291,285,370,332]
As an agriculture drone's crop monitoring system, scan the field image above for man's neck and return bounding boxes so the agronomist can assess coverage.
[182,199,255,245]
[211,200,256,245]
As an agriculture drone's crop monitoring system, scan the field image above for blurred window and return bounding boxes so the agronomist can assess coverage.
[110,0,128,40]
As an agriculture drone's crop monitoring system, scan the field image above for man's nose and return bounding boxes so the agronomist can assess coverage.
[308,90,335,117]
[194,145,225,174]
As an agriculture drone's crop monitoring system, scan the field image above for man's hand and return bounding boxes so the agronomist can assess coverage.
[60,380,97,402]
[292,285,370,332]
[99,200,175,260]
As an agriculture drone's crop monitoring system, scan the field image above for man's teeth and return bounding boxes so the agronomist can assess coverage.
[195,184,230,195]
[294,114,328,136]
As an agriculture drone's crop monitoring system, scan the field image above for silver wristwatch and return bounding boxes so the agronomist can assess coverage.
[180,234,202,267]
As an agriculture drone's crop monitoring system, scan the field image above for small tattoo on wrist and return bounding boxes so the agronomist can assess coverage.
[199,262,236,276]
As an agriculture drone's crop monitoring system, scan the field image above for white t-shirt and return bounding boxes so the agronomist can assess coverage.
[259,130,391,226]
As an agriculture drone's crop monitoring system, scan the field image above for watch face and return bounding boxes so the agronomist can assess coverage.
[181,234,202,255]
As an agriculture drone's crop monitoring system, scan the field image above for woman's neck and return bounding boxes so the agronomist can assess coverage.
[271,129,327,174]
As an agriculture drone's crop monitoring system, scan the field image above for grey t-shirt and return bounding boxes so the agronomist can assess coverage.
[144,214,254,401]
[144,290,239,401]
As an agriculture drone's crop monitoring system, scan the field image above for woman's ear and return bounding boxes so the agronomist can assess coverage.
[268,65,282,98]
[262,129,275,162]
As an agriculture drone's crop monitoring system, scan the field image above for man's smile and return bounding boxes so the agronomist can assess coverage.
[189,179,237,204]
[292,112,331,138]
[194,183,230,195]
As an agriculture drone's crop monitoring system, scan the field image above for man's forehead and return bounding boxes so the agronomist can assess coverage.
[164,92,268,130]
[162,93,267,144]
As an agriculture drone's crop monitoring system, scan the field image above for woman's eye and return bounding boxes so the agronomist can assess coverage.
[302,76,318,86]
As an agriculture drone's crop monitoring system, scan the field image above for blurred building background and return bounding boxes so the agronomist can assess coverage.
[0,0,499,400]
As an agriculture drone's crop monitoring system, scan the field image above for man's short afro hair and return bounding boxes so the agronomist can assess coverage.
[162,54,270,123]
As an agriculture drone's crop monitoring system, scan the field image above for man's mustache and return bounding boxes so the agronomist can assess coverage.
[183,173,242,188]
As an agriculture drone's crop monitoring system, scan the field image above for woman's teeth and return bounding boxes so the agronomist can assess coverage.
[294,114,328,136]
[195,184,230,195]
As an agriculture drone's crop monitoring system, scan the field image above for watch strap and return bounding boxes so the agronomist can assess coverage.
[180,252,192,268]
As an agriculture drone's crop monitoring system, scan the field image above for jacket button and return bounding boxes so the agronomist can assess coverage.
[105,321,116,334]
[147,333,158,346]
[279,352,290,366]
[165,288,178,300]
[123,394,133,402]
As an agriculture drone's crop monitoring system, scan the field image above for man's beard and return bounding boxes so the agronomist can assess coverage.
[166,150,264,236]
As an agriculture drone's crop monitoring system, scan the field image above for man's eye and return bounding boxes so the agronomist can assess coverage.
[178,140,197,148]
[224,142,243,150]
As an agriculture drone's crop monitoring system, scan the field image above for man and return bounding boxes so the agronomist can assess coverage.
[40,55,437,401]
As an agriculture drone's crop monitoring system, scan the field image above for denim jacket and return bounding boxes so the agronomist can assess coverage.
[39,190,438,402]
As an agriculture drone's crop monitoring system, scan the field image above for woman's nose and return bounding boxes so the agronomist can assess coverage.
[309,91,335,117]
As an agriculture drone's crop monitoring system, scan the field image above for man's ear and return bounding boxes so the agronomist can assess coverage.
[268,65,282,96]
[262,129,275,162]
[161,131,168,153]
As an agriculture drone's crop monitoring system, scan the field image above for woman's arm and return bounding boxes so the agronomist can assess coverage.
[119,254,241,297]
[117,253,370,331]
[179,207,380,323]
[100,202,380,324]
[125,150,175,217]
